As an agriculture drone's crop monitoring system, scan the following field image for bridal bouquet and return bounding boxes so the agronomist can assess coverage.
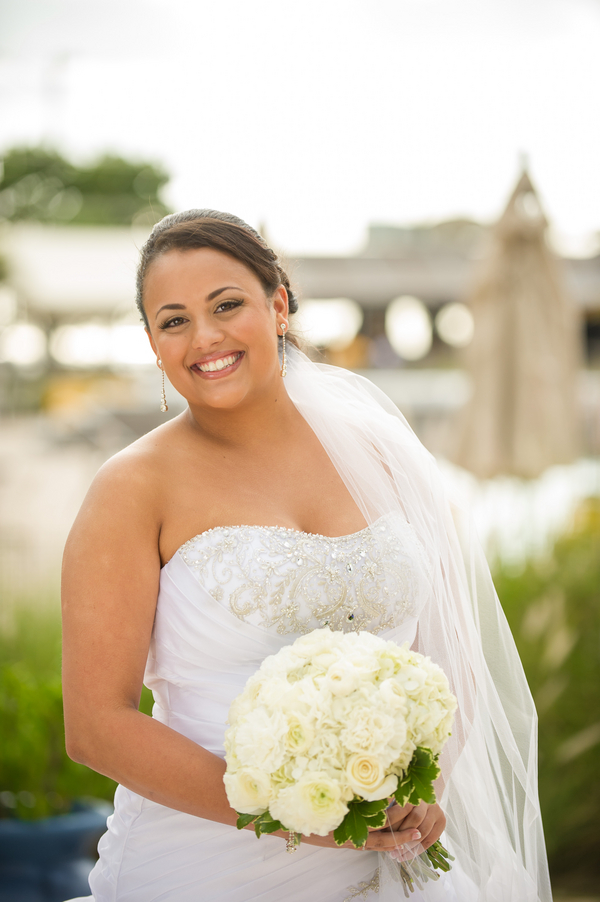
[224,628,457,893]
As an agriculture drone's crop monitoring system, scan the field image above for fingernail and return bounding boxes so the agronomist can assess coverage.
[412,831,421,840]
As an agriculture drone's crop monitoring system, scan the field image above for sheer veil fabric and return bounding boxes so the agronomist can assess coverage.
[284,346,551,902]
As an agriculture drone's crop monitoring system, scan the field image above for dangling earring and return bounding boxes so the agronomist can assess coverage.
[157,359,168,412]
[280,323,287,378]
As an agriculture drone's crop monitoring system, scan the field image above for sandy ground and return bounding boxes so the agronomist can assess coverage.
[0,416,110,607]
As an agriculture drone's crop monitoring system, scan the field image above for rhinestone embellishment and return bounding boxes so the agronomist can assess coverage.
[179,515,430,637]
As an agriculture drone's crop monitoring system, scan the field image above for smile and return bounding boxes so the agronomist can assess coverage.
[192,352,244,374]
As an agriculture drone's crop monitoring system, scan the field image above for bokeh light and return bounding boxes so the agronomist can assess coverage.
[295,298,363,350]
[385,296,432,361]
[0,322,46,366]
[49,322,155,367]
[435,302,474,348]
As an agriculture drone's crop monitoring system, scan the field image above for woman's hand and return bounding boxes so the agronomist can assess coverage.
[378,800,446,861]
[268,801,444,854]
[287,819,424,854]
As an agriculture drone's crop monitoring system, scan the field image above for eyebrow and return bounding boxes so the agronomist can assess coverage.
[207,285,243,301]
[154,287,243,321]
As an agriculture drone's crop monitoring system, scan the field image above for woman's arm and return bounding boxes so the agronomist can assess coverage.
[62,449,239,825]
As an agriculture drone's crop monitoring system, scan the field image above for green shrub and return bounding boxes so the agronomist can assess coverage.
[0,601,153,820]
[494,499,600,879]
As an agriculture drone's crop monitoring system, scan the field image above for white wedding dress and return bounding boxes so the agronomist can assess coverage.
[76,514,464,902]
[69,348,551,902]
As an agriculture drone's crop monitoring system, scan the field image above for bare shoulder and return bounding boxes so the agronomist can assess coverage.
[65,416,187,558]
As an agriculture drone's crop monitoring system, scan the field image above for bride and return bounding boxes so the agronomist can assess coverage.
[62,210,552,901]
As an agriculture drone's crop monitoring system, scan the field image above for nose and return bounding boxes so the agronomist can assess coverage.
[190,315,225,350]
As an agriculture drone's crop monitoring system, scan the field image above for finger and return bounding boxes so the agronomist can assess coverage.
[418,812,446,851]
[365,826,422,852]
[369,805,413,833]
[373,803,426,834]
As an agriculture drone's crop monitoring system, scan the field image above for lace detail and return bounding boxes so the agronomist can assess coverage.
[344,869,380,900]
[179,515,430,636]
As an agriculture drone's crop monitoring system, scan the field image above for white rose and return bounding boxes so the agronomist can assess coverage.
[234,707,287,773]
[345,753,398,801]
[270,771,348,836]
[223,768,273,815]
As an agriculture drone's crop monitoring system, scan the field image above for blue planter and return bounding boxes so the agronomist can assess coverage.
[0,802,110,902]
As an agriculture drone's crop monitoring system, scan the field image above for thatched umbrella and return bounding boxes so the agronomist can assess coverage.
[453,170,581,479]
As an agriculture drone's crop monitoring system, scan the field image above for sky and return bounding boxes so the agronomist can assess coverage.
[1,0,599,255]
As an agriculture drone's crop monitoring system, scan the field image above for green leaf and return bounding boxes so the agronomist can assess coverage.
[408,748,439,805]
[394,773,413,807]
[333,804,369,848]
[362,810,387,829]
[353,799,389,817]
[254,811,283,837]
[236,812,258,830]
[394,748,439,807]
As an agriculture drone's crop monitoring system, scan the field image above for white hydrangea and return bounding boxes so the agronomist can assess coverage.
[223,628,456,837]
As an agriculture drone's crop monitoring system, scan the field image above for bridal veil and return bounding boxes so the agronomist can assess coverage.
[285,345,552,902]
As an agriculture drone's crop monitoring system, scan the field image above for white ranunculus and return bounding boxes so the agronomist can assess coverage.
[345,753,398,801]
[270,771,348,836]
[322,661,361,697]
[285,714,314,755]
[223,767,273,815]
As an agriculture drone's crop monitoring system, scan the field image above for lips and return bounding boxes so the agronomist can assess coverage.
[191,351,244,376]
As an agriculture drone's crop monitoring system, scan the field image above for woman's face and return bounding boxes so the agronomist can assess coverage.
[143,247,288,412]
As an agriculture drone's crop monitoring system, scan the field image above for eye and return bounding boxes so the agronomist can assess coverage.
[160,315,186,330]
[215,299,243,314]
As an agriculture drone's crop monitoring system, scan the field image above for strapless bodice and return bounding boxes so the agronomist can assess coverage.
[176,514,431,636]
[144,514,430,758]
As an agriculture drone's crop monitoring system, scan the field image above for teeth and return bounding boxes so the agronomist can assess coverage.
[198,353,240,373]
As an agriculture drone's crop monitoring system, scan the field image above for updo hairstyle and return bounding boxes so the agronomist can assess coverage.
[136,209,299,344]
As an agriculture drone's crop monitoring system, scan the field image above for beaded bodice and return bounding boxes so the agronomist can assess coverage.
[177,514,430,636]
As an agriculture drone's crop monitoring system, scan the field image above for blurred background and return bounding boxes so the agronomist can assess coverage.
[0,0,599,899]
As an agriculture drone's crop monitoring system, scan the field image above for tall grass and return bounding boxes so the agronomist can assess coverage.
[494,498,600,883]
[0,600,152,820]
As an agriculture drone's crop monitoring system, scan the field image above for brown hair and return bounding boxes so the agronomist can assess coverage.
[136,209,299,342]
